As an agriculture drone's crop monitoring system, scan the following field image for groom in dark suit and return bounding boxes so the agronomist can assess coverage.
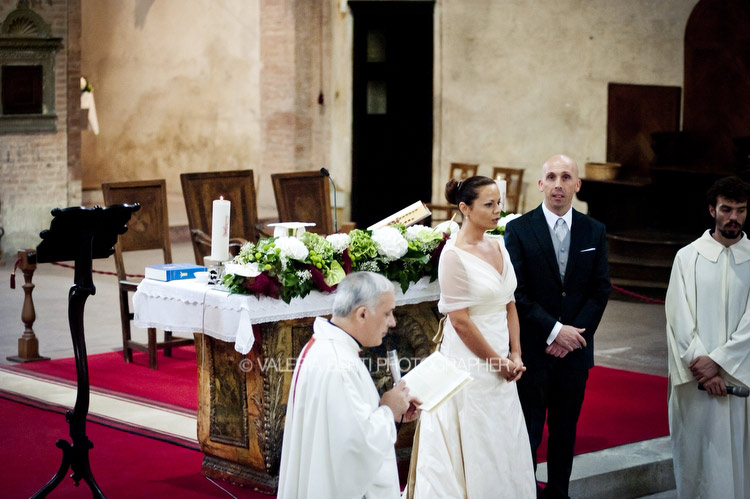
[505,154,610,499]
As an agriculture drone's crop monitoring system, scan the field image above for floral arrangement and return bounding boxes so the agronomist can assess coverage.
[222,224,450,303]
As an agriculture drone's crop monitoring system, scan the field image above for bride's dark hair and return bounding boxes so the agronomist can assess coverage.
[445,175,496,206]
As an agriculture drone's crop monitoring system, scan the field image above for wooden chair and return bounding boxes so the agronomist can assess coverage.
[180,170,259,265]
[271,171,334,235]
[492,166,525,213]
[450,162,479,180]
[426,162,480,226]
[101,179,193,369]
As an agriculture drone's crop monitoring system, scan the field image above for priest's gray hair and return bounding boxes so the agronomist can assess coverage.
[332,271,395,318]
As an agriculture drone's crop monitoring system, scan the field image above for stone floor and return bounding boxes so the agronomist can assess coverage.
[1,243,197,363]
[0,241,676,497]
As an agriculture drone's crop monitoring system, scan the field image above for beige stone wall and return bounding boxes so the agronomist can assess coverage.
[0,0,77,254]
[79,0,700,232]
[433,0,699,213]
[81,0,262,225]
[81,0,344,226]
[0,0,701,261]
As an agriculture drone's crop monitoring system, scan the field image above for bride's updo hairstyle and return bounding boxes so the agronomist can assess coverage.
[445,175,496,207]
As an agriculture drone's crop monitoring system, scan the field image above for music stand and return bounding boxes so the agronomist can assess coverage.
[31,203,140,499]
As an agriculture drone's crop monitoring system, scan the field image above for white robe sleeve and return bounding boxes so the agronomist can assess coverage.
[709,291,750,387]
[665,249,709,385]
[323,358,397,497]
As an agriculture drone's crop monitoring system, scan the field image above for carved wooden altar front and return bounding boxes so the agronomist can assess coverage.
[195,301,440,494]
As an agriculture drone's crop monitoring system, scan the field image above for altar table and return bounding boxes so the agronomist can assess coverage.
[133,277,441,493]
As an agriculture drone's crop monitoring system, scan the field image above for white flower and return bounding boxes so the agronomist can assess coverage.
[498,213,521,228]
[224,262,261,278]
[371,226,408,260]
[360,260,380,272]
[326,233,350,254]
[434,220,460,235]
[296,269,312,283]
[404,224,432,241]
[274,236,309,268]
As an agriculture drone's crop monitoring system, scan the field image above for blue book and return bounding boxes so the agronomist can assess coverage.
[145,263,207,281]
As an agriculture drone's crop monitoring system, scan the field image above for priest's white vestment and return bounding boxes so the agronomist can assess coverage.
[665,230,750,499]
[277,317,400,499]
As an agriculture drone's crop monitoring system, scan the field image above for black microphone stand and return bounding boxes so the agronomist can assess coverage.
[320,167,338,232]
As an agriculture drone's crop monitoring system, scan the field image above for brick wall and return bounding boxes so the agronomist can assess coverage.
[0,0,79,256]
[67,0,82,207]
[260,0,297,184]
[294,0,331,173]
[257,0,332,217]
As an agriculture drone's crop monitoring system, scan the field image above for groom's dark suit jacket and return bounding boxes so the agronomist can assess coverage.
[504,205,610,370]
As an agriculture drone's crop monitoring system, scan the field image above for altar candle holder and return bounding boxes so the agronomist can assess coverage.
[204,257,226,286]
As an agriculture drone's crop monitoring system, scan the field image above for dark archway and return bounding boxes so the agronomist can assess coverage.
[350,1,434,229]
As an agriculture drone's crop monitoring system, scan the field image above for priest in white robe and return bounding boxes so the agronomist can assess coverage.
[665,176,750,499]
[278,272,419,499]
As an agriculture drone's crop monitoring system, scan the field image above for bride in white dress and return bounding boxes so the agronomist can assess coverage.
[412,176,536,498]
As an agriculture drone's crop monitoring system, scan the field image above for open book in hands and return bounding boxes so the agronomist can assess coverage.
[402,351,473,412]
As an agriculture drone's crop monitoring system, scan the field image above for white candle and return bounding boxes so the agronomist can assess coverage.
[210,197,231,261]
[497,179,507,210]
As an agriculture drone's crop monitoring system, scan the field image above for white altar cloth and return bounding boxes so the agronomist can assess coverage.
[133,277,441,355]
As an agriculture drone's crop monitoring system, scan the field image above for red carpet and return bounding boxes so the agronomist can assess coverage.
[11,349,669,458]
[14,346,198,412]
[0,394,268,498]
[6,348,669,488]
[539,366,669,462]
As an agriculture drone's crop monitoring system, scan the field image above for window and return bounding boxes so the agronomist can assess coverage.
[2,65,42,114]
[0,2,62,133]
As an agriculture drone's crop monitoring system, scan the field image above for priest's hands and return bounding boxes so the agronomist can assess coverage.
[401,401,421,423]
[691,356,727,396]
[701,375,728,397]
[689,355,720,384]
[381,380,421,423]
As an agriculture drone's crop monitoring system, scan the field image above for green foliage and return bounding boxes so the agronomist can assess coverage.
[221,272,247,295]
[347,229,379,266]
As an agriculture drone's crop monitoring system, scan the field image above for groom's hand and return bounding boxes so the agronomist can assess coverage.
[545,343,569,358]
[554,325,587,352]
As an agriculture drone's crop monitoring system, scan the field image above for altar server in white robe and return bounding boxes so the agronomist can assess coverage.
[278,271,420,499]
[666,176,750,499]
